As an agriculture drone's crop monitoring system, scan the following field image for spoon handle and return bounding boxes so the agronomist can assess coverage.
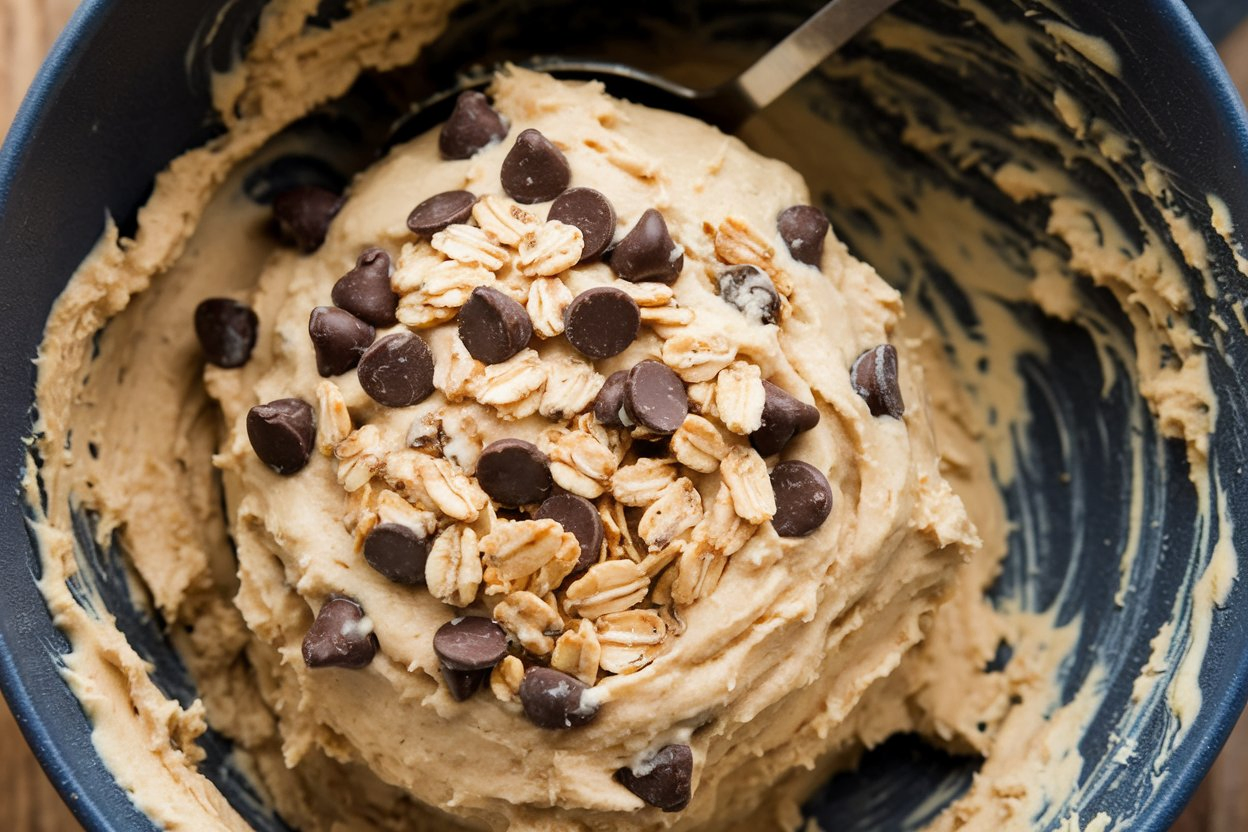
[730,0,905,112]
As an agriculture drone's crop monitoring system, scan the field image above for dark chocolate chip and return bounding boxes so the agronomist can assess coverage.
[247,398,315,475]
[777,205,829,267]
[609,209,684,284]
[332,247,398,328]
[195,298,258,368]
[407,190,477,236]
[769,460,833,538]
[624,360,688,434]
[548,187,616,262]
[308,306,375,376]
[440,665,489,701]
[850,344,905,419]
[615,744,694,812]
[363,523,431,585]
[439,91,509,160]
[519,667,600,729]
[500,128,571,204]
[750,380,821,456]
[457,286,533,365]
[273,185,343,253]
[564,287,640,359]
[475,439,552,507]
[433,616,508,671]
[302,596,377,669]
[594,371,629,427]
[717,265,779,326]
[357,332,436,408]
[536,494,604,573]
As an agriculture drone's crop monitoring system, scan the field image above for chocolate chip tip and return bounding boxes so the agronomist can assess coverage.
[458,286,533,365]
[363,522,431,585]
[769,460,833,538]
[475,438,552,507]
[332,247,399,328]
[408,190,477,236]
[501,128,571,205]
[439,91,509,161]
[623,360,688,435]
[309,305,375,377]
[777,204,830,268]
[302,596,378,669]
[433,616,509,673]
[357,332,436,408]
[549,187,617,262]
[247,398,316,475]
[615,744,694,812]
[195,298,258,368]
[851,344,905,419]
[273,185,344,253]
[564,287,640,359]
[610,209,683,284]
[518,667,599,729]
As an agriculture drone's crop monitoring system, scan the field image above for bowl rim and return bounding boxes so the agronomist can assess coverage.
[1,1,1247,830]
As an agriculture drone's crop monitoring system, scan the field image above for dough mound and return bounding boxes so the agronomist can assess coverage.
[208,69,979,830]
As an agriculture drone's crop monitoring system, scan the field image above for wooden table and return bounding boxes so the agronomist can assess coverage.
[0,3,1245,830]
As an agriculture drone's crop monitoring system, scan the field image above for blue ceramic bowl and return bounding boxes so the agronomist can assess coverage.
[2,1,1247,830]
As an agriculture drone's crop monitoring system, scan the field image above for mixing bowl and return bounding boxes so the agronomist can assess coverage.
[2,0,1247,829]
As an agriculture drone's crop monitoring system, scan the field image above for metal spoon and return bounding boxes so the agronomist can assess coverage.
[531,0,904,132]
[387,0,903,146]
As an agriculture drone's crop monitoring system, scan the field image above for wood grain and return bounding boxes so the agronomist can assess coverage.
[0,6,1245,832]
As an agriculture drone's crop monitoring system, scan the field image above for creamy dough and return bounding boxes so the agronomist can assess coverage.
[25,1,1232,831]
[32,61,1011,832]
[207,67,994,830]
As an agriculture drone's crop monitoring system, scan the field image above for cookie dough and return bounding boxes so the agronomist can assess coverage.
[206,67,985,829]
[31,61,1010,830]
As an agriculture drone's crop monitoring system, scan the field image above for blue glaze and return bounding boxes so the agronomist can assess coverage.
[0,2,1245,831]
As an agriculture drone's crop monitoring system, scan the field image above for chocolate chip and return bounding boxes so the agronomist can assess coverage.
[750,380,821,456]
[476,439,552,507]
[594,371,629,427]
[332,247,399,327]
[615,744,694,812]
[564,287,639,359]
[247,398,315,475]
[457,286,532,364]
[717,265,779,325]
[770,460,833,537]
[624,360,688,434]
[851,344,905,419]
[777,205,829,267]
[536,494,603,573]
[519,667,600,729]
[433,616,508,671]
[308,306,374,376]
[302,596,377,669]
[363,523,431,585]
[441,665,489,701]
[439,91,509,160]
[273,185,343,252]
[357,332,435,408]
[407,190,476,236]
[548,187,616,261]
[609,209,684,284]
[195,298,258,368]
[501,128,571,204]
